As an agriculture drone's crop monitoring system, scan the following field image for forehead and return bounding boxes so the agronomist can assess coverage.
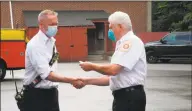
[45,15,58,25]
[47,15,58,21]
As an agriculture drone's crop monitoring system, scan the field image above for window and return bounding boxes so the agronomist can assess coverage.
[190,33,192,42]
[175,34,190,42]
[174,33,192,44]
[163,33,176,42]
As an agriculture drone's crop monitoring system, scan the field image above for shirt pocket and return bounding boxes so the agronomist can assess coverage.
[45,52,52,62]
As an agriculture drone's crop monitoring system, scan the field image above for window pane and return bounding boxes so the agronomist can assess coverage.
[164,34,176,42]
[176,34,189,41]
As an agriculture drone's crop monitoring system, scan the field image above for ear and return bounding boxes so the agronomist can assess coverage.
[118,24,123,29]
[39,21,44,28]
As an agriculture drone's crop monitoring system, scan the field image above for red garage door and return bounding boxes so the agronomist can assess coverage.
[55,27,71,62]
[70,27,87,61]
[55,27,88,62]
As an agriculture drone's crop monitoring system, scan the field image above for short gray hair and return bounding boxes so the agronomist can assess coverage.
[108,11,132,30]
[38,9,58,22]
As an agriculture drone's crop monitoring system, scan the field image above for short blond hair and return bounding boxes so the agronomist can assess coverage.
[38,9,58,22]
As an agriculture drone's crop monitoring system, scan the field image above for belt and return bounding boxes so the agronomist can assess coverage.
[112,85,143,96]
[23,85,57,90]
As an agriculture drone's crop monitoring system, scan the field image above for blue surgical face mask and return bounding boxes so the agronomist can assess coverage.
[45,26,58,38]
[108,29,116,41]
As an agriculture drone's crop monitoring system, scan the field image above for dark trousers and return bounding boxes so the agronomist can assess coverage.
[23,87,60,111]
[112,85,146,111]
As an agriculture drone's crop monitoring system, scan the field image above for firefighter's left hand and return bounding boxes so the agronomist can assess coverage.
[79,61,94,71]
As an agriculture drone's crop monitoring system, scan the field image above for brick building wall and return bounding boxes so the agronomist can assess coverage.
[1,1,147,32]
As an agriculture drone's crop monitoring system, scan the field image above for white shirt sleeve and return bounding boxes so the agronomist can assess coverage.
[111,39,143,70]
[27,46,51,79]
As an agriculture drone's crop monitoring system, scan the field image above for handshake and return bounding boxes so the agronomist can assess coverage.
[71,78,87,89]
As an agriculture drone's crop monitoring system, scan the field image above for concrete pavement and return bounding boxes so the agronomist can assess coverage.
[1,61,191,111]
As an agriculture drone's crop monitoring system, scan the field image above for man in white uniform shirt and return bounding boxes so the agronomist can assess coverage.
[23,10,83,111]
[79,11,147,111]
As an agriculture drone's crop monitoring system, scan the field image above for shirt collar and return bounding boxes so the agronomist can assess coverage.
[38,30,56,44]
[117,31,134,45]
